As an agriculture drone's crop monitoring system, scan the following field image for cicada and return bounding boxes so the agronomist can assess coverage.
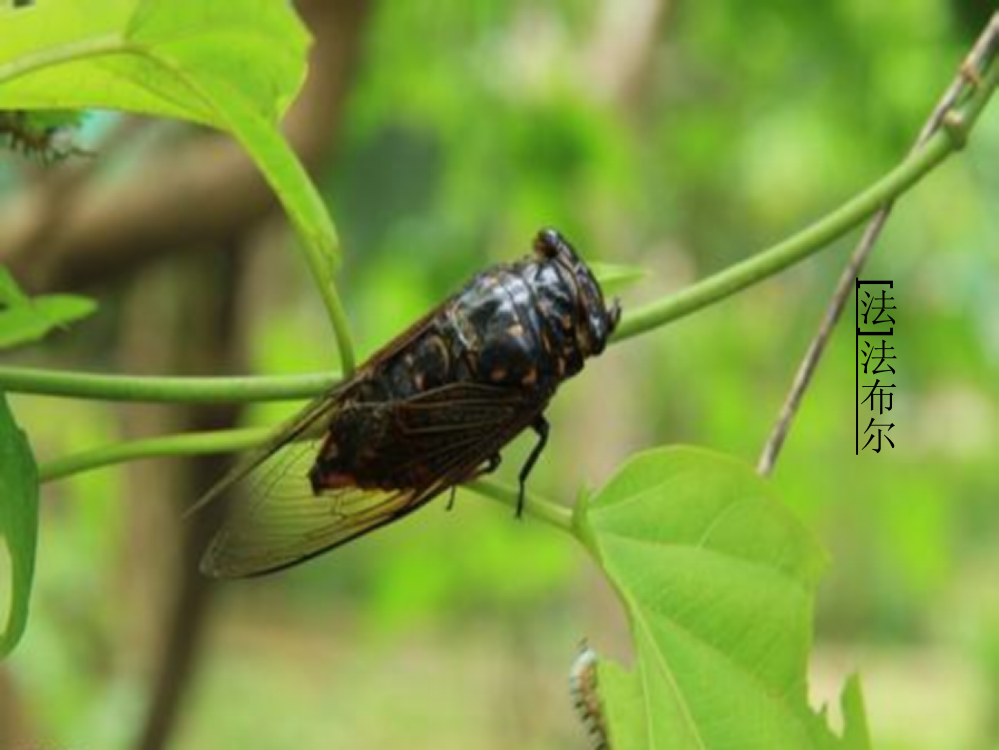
[196,228,621,578]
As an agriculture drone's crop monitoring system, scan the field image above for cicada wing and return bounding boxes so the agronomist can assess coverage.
[199,405,495,579]
[185,392,340,520]
[202,382,549,579]
[200,451,423,578]
[386,382,549,476]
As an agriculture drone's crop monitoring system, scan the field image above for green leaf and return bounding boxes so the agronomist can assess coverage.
[832,675,871,750]
[0,1,305,124]
[0,0,352,370]
[590,261,648,296]
[0,267,28,306]
[13,109,85,132]
[0,392,39,657]
[0,0,339,266]
[576,446,871,750]
[0,267,97,349]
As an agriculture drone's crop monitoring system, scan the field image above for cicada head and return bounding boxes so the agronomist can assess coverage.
[534,228,620,358]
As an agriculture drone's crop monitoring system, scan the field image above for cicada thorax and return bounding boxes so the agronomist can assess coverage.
[446,268,562,392]
[444,236,618,392]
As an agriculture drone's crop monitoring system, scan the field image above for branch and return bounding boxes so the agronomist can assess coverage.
[613,136,949,342]
[38,426,269,483]
[580,0,672,105]
[756,12,999,476]
[613,35,999,345]
[122,248,241,750]
[467,478,574,533]
[0,366,337,403]
[0,666,37,750]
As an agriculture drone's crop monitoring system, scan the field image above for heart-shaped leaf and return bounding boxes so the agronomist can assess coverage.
[576,446,871,750]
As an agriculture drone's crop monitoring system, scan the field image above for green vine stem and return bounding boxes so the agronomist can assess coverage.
[38,427,270,483]
[295,233,356,378]
[465,478,574,533]
[612,138,947,341]
[0,367,337,403]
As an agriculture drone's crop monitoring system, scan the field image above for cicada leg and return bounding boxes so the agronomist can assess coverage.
[446,453,503,511]
[517,416,549,517]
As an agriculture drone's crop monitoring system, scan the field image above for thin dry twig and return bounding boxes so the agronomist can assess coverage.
[757,13,999,476]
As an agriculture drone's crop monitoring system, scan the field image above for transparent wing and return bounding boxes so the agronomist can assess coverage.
[201,383,549,578]
[185,393,339,520]
[200,443,422,578]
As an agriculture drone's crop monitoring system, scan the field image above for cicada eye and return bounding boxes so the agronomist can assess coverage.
[533,227,563,259]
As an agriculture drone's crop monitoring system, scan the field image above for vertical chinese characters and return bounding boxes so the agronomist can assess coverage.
[857,281,896,453]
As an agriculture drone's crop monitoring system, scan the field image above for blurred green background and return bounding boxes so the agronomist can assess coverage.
[3,1,999,749]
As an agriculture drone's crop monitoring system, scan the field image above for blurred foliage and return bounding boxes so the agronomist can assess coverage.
[3,1,999,749]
